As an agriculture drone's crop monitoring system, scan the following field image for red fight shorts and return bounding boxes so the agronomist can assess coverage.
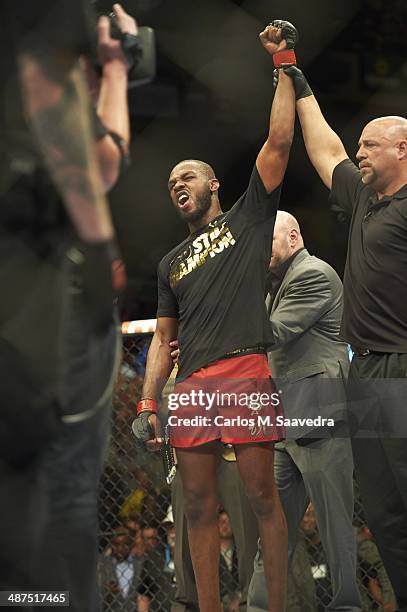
[168,353,284,448]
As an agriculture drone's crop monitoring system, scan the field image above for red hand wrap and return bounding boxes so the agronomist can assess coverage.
[137,398,158,416]
[273,49,296,68]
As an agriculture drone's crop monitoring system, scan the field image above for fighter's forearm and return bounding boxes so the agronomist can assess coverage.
[267,70,295,152]
[256,69,295,192]
[19,53,114,243]
[141,332,175,403]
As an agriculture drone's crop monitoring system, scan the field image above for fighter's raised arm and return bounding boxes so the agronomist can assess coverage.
[256,21,296,194]
[283,66,348,190]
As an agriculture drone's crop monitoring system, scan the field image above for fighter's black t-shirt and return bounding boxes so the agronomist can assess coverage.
[157,166,281,381]
[330,159,407,352]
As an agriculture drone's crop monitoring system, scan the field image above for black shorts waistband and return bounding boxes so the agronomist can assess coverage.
[219,346,267,361]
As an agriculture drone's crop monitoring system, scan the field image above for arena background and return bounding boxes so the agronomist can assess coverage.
[98,1,405,610]
[97,0,407,320]
[104,331,397,611]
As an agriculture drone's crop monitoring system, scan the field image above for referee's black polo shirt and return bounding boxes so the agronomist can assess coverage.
[330,159,407,353]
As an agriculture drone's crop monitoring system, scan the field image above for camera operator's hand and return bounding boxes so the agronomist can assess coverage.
[97,3,138,69]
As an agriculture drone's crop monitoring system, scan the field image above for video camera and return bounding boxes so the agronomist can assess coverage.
[90,2,156,88]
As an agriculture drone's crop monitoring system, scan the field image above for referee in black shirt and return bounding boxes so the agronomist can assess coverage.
[279,63,407,611]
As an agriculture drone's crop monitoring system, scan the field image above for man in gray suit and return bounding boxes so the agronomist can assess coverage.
[247,212,361,612]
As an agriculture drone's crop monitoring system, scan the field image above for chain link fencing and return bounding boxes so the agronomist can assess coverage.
[98,328,397,612]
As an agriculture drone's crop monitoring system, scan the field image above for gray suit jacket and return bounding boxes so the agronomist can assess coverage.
[266,249,349,440]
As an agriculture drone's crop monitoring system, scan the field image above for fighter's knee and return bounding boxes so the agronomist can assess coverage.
[245,483,276,519]
[183,492,218,527]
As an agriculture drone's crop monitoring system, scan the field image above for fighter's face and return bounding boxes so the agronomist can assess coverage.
[168,162,213,224]
[356,123,400,192]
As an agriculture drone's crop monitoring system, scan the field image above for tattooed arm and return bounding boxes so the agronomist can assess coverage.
[18,50,114,244]
[94,4,137,189]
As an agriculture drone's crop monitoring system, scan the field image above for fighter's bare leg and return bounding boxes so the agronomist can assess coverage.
[234,442,287,612]
[176,441,222,612]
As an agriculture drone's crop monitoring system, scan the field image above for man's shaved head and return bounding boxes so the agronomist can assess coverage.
[270,210,304,269]
[170,159,216,180]
[274,210,301,235]
[365,116,407,141]
[357,116,407,195]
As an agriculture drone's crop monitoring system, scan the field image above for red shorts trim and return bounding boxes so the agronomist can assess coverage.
[168,354,284,448]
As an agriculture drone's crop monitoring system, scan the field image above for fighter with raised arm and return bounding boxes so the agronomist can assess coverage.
[132,21,297,612]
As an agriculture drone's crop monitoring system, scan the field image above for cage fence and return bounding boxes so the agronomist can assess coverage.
[97,326,397,612]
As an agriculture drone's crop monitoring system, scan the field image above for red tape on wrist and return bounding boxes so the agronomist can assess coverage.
[273,49,296,68]
[137,398,158,416]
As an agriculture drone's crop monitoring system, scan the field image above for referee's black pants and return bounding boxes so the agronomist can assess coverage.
[348,352,407,612]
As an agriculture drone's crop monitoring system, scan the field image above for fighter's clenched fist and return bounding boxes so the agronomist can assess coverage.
[259,19,298,67]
